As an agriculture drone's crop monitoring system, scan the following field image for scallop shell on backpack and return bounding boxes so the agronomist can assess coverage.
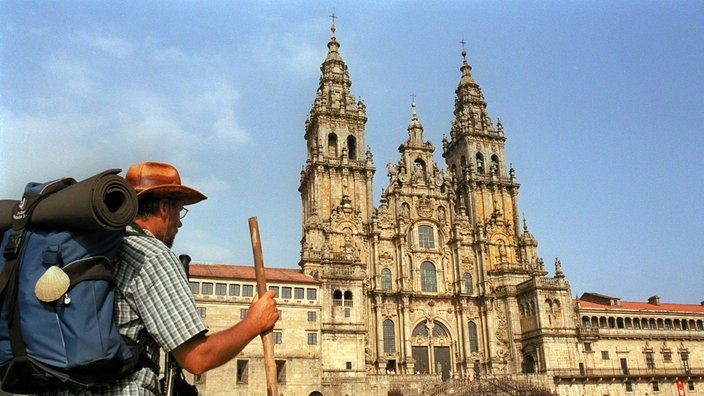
[35,266,70,302]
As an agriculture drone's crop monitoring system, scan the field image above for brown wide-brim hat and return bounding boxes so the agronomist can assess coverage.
[125,162,207,205]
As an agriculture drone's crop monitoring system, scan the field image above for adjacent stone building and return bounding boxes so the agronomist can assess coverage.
[187,22,704,396]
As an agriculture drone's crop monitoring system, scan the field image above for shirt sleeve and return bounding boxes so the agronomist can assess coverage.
[131,245,207,352]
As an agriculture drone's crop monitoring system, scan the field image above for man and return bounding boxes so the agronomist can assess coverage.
[56,162,278,394]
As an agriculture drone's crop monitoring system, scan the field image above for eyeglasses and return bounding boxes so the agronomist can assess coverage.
[179,207,189,219]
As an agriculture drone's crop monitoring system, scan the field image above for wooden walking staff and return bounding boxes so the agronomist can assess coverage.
[248,217,278,396]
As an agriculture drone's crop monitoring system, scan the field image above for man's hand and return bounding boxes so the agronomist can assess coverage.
[247,290,279,334]
[173,290,279,375]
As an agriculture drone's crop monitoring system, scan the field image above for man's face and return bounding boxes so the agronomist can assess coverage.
[159,200,182,248]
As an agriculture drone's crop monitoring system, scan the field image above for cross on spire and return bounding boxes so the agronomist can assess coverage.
[330,12,337,27]
[460,35,468,61]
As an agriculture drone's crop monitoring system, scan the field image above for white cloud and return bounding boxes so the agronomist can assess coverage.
[81,33,135,58]
[0,29,252,198]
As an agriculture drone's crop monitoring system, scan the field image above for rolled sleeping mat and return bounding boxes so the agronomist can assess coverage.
[0,200,18,231]
[0,169,138,231]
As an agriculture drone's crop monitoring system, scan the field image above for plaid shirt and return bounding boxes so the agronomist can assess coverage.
[46,224,207,395]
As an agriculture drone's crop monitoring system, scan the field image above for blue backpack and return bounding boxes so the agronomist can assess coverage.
[0,170,147,393]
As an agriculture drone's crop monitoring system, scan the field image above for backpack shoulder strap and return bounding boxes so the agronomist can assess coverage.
[0,178,75,360]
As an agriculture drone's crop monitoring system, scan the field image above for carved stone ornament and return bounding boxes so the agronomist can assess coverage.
[416,195,433,218]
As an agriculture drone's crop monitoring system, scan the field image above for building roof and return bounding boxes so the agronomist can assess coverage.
[576,294,704,314]
[189,263,319,285]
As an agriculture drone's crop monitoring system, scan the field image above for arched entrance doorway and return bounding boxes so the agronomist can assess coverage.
[523,354,536,373]
[410,320,452,380]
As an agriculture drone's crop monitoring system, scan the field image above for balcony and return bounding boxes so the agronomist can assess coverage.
[576,326,600,340]
[553,367,704,382]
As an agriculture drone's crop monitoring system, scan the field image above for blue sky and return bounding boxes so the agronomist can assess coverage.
[1,1,702,304]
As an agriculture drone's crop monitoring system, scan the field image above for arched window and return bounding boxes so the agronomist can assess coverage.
[476,153,484,173]
[333,290,342,306]
[347,135,357,160]
[553,300,562,322]
[524,354,536,374]
[420,262,437,292]
[582,316,591,328]
[383,319,396,353]
[381,268,392,290]
[451,164,457,177]
[461,156,467,172]
[327,133,338,157]
[491,155,499,174]
[468,321,479,353]
[418,225,434,248]
[463,273,473,294]
[344,291,353,307]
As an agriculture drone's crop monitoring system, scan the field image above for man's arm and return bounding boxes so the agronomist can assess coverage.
[170,290,278,375]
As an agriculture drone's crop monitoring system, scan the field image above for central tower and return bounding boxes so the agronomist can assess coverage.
[298,20,376,394]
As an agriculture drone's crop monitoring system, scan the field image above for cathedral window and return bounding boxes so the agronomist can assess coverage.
[333,290,343,306]
[418,225,435,249]
[645,351,655,369]
[491,155,499,174]
[236,360,248,383]
[307,333,317,345]
[682,352,690,373]
[344,290,353,307]
[476,153,484,173]
[347,135,357,160]
[468,321,479,353]
[381,268,392,290]
[420,261,437,292]
[383,320,396,353]
[276,360,286,384]
[463,273,473,294]
[327,133,338,157]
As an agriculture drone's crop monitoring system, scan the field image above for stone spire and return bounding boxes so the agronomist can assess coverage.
[308,18,364,120]
[406,99,425,147]
[449,47,498,139]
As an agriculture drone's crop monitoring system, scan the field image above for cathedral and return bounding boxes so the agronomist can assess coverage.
[188,21,704,396]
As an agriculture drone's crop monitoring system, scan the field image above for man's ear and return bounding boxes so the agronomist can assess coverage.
[158,199,171,218]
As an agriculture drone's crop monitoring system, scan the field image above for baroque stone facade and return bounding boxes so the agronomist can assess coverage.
[188,22,704,396]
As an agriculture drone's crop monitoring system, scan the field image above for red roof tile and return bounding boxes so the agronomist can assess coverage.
[189,263,318,285]
[575,299,704,313]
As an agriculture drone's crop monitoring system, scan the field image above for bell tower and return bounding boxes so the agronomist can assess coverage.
[441,47,540,282]
[298,19,375,393]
